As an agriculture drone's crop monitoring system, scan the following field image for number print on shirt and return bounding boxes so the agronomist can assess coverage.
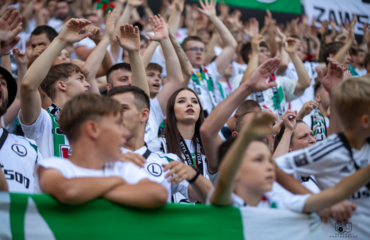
[147,163,162,177]
[3,168,30,189]
[11,144,27,157]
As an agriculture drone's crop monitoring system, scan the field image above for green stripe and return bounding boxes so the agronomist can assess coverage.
[192,0,302,14]
[10,193,29,240]
[18,194,244,240]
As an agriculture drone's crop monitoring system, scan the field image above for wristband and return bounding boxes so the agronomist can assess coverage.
[2,52,10,56]
[187,166,201,184]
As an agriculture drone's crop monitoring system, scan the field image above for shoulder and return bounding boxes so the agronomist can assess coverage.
[6,133,39,153]
[37,157,69,170]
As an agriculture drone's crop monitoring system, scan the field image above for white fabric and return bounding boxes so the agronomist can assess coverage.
[303,115,330,130]
[304,0,369,36]
[232,61,247,78]
[36,157,148,188]
[47,18,64,33]
[0,116,9,130]
[0,128,43,194]
[74,38,96,50]
[355,68,367,76]
[275,134,370,239]
[215,80,232,103]
[149,46,167,78]
[107,44,123,64]
[188,61,222,115]
[121,145,189,203]
[19,109,69,160]
[214,46,222,56]
[175,28,188,44]
[145,97,165,149]
[231,74,243,92]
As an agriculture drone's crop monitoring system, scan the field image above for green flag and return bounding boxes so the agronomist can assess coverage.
[194,0,302,14]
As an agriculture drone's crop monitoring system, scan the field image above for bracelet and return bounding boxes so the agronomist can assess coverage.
[2,52,10,56]
[187,166,201,184]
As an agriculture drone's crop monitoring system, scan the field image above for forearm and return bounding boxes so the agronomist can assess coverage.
[290,52,310,94]
[142,41,159,68]
[328,96,343,135]
[204,31,217,66]
[303,164,370,213]
[103,181,167,208]
[334,40,352,66]
[240,52,258,85]
[161,38,182,86]
[168,8,181,35]
[209,15,237,49]
[129,50,150,95]
[267,27,278,57]
[169,32,193,86]
[0,54,11,73]
[276,48,289,75]
[272,129,293,158]
[275,166,312,195]
[101,50,114,74]
[35,9,46,26]
[143,6,154,18]
[188,176,213,203]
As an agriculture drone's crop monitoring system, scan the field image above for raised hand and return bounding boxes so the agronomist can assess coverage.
[115,24,140,52]
[282,109,297,131]
[251,34,264,53]
[31,45,45,60]
[283,37,297,54]
[163,161,197,184]
[174,0,185,12]
[241,111,277,139]
[146,15,169,42]
[58,18,92,44]
[348,15,356,41]
[103,9,117,41]
[86,25,102,43]
[297,100,319,120]
[0,8,22,55]
[128,0,143,7]
[244,18,259,38]
[13,48,29,66]
[198,0,216,18]
[316,58,344,93]
[244,57,281,92]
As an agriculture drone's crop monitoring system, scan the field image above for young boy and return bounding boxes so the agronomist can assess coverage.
[36,94,167,208]
[275,60,370,238]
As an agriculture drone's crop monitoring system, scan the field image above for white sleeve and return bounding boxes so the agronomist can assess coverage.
[278,194,311,213]
[171,180,190,200]
[303,115,312,129]
[118,162,149,184]
[36,158,71,180]
[19,109,51,141]
[278,76,302,102]
[150,97,165,125]
[206,61,222,85]
[0,116,9,130]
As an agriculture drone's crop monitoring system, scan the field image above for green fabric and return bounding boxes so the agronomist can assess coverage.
[272,86,284,110]
[9,193,244,240]
[348,64,359,76]
[192,0,302,14]
[47,113,66,158]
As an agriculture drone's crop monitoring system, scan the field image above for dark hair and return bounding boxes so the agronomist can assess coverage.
[163,88,205,162]
[83,13,98,19]
[107,85,150,111]
[139,34,149,44]
[273,120,305,151]
[217,137,237,165]
[146,63,163,73]
[314,81,322,96]
[240,41,269,64]
[321,42,345,66]
[106,63,131,84]
[236,100,261,115]
[59,94,123,144]
[30,25,58,43]
[40,63,88,100]
[181,36,204,51]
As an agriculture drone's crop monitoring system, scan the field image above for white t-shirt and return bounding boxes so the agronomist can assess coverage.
[0,128,43,193]
[47,18,64,33]
[175,28,188,44]
[275,134,370,238]
[279,62,320,113]
[107,43,124,64]
[121,145,189,203]
[232,61,247,78]
[215,80,232,104]
[74,38,96,60]
[355,68,367,76]
[19,108,70,160]
[149,46,167,78]
[145,97,165,149]
[188,61,222,116]
[36,157,149,192]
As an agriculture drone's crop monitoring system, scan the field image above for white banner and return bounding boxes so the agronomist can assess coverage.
[304,0,370,35]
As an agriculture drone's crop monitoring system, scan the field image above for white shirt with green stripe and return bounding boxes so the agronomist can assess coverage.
[0,128,43,193]
[19,108,70,160]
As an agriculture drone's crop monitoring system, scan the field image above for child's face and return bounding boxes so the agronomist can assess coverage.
[146,69,162,97]
[237,141,275,194]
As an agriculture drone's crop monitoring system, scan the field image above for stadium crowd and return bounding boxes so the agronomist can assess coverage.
[0,0,370,238]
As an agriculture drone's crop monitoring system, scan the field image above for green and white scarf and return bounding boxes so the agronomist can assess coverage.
[47,103,70,158]
[311,109,327,142]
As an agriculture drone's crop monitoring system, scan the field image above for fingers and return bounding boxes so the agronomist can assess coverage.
[146,33,154,40]
[1,7,14,22]
[78,31,92,41]
[120,152,146,168]
[9,14,22,30]
[199,0,205,9]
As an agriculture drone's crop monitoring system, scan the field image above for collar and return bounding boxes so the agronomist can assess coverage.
[121,144,147,155]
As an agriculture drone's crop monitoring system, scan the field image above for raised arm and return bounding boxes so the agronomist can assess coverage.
[147,15,184,114]
[169,31,193,87]
[204,30,217,66]
[265,10,278,57]
[283,38,310,95]
[334,18,355,65]
[2,49,28,127]
[110,0,142,63]
[210,112,276,206]
[20,19,91,125]
[198,0,237,74]
[116,24,149,95]
[201,57,281,174]
[272,110,296,159]
[38,167,124,204]
[239,34,263,85]
[83,10,117,95]
[168,0,185,35]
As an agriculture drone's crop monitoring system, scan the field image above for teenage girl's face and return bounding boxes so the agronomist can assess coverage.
[174,90,201,124]
[237,141,275,194]
[290,123,316,151]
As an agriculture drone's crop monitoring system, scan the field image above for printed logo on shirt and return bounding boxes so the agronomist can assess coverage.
[147,163,162,177]
[339,165,351,173]
[60,145,71,159]
[11,144,27,157]
[329,220,357,238]
[293,153,309,167]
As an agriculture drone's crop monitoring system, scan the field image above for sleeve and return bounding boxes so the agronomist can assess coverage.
[275,136,345,177]
[35,158,69,179]
[150,97,165,125]
[119,162,150,184]
[278,194,311,213]
[18,109,51,141]
[0,116,9,130]
[278,76,302,102]
[206,61,222,85]
[171,179,190,200]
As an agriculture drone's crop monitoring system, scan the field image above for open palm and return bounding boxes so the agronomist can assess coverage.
[283,38,297,54]
[245,57,281,92]
[147,15,168,41]
[198,0,216,17]
[58,19,92,44]
[116,24,140,52]
[317,58,343,93]
[103,9,117,40]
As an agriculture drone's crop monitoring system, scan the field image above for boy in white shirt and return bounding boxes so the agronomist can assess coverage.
[37,94,167,208]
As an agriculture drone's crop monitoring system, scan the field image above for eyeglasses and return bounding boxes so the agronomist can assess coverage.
[185,47,206,53]
[260,49,270,55]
